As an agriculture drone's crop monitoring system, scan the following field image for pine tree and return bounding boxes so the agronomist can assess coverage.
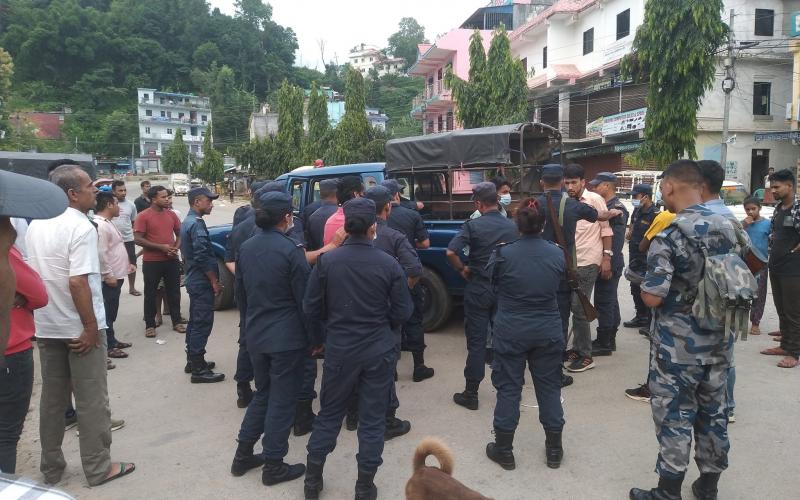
[162,128,189,174]
[275,79,304,169]
[304,81,330,163]
[328,68,371,164]
[621,0,727,165]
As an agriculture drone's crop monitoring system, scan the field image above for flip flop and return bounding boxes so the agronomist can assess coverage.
[99,462,136,485]
[761,346,790,356]
[129,290,142,296]
[108,348,129,359]
[768,331,782,336]
[107,359,116,370]
[173,324,187,334]
[777,357,800,369]
[145,328,156,338]
[115,341,133,349]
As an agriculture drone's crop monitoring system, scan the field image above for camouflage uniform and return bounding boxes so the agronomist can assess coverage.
[642,204,738,480]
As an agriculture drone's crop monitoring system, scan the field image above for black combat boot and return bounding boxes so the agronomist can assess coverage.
[237,383,253,408]
[304,455,325,500]
[345,397,359,431]
[230,440,265,477]
[262,458,306,486]
[354,468,378,500]
[486,429,515,470]
[190,354,225,383]
[294,399,316,436]
[630,474,685,500]
[384,409,411,441]
[624,316,650,328]
[561,368,574,388]
[609,329,618,351]
[691,472,720,500]
[544,431,563,469]
[592,329,614,356]
[184,352,215,373]
[453,380,479,410]
[411,351,434,382]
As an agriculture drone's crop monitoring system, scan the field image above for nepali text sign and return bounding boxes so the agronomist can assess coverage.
[602,108,647,137]
[586,117,603,139]
[754,131,800,142]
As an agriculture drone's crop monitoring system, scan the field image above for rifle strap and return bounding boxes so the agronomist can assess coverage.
[557,194,576,268]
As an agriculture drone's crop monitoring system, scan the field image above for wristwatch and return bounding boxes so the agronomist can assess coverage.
[603,250,614,257]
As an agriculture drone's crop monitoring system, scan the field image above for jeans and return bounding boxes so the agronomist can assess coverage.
[102,279,123,350]
[143,260,182,329]
[570,264,599,357]
[0,348,34,474]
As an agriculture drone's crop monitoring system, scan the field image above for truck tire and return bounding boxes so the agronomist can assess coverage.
[419,267,452,332]
[214,259,235,310]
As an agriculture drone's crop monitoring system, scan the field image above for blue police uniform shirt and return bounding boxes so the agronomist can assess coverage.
[303,235,413,363]
[181,209,217,277]
[289,215,306,246]
[487,235,565,353]
[537,190,598,253]
[233,205,253,227]
[388,202,429,249]
[236,228,312,354]
[224,212,257,263]
[303,200,322,225]
[307,202,338,251]
[447,210,518,281]
[606,196,629,273]
[629,203,658,257]
[375,219,422,279]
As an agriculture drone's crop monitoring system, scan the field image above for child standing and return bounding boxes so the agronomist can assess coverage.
[743,197,771,334]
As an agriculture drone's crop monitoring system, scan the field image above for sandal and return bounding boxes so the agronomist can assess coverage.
[108,348,129,359]
[773,336,782,342]
[129,289,142,297]
[768,331,782,336]
[99,462,136,485]
[750,325,761,335]
[761,346,791,356]
[173,323,187,334]
[107,359,116,370]
[145,327,156,338]
[115,341,133,349]
[777,356,800,369]
[155,315,163,327]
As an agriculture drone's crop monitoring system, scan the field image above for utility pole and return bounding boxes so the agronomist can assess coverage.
[187,151,192,179]
[720,9,736,170]
[130,139,135,175]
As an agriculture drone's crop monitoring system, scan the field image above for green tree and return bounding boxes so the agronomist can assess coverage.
[0,48,14,145]
[275,79,304,169]
[621,0,727,164]
[197,124,224,183]
[304,81,330,163]
[210,65,254,149]
[328,68,371,164]
[97,109,139,157]
[446,27,527,129]
[162,128,189,174]
[387,17,428,69]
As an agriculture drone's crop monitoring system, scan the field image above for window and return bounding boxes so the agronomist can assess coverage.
[160,110,165,117]
[583,28,594,55]
[145,127,150,134]
[201,115,208,122]
[167,111,172,118]
[143,93,150,101]
[190,126,198,136]
[145,109,152,117]
[290,179,306,212]
[159,97,165,104]
[437,115,444,132]
[181,129,186,135]
[753,82,771,115]
[754,9,775,36]
[617,9,630,40]
[521,57,528,74]
[178,112,184,119]
[542,46,548,69]
[167,128,173,135]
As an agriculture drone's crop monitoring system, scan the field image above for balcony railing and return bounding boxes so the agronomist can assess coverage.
[140,98,211,109]
[139,116,209,126]
[412,79,452,113]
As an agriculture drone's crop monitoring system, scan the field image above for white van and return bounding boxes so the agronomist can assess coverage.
[169,173,190,196]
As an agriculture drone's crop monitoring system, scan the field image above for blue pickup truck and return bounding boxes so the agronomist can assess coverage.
[207,122,561,331]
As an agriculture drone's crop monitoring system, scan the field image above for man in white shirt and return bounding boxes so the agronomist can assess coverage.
[110,180,139,296]
[94,191,135,359]
[26,164,134,487]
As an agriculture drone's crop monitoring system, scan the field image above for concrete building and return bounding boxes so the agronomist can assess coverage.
[137,88,211,163]
[9,111,69,140]
[248,101,387,140]
[510,0,799,188]
[348,44,405,78]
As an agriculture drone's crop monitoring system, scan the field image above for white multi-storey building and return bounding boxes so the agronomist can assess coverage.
[348,44,406,77]
[137,88,211,163]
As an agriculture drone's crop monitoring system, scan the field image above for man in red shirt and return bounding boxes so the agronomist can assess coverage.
[134,185,186,338]
[323,176,364,245]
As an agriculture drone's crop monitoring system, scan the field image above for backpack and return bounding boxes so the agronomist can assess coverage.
[674,218,758,341]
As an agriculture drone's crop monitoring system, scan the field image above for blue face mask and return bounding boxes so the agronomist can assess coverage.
[632,199,641,208]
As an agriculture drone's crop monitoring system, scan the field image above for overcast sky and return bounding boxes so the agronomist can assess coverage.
[208,0,486,70]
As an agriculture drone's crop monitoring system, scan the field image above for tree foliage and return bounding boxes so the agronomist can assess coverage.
[208,65,253,150]
[275,80,305,169]
[327,68,372,165]
[162,128,189,174]
[621,0,727,165]
[387,17,428,69]
[197,124,224,184]
[446,27,528,129]
[304,81,330,163]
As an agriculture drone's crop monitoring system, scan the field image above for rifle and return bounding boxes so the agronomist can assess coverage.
[546,192,598,322]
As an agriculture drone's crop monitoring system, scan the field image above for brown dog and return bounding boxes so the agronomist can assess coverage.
[405,437,494,500]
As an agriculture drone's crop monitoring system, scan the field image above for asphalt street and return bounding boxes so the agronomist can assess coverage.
[12,182,800,499]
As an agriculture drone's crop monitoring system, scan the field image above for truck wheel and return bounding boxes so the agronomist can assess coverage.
[419,267,452,332]
[214,259,235,310]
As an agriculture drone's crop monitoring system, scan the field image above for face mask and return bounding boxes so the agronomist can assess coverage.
[631,199,641,208]
[499,194,512,206]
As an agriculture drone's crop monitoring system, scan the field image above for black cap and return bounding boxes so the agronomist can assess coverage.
[0,170,68,219]
[588,172,617,186]
[380,179,401,196]
[541,164,564,179]
[319,178,339,191]
[188,186,219,201]
[631,184,653,196]
[257,181,286,196]
[471,182,497,202]
[343,197,376,227]
[257,191,292,214]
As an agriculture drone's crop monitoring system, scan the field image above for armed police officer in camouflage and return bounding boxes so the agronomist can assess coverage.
[181,187,225,384]
[630,160,746,500]
[446,182,518,410]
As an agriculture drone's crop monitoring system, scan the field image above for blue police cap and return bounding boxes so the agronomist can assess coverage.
[631,184,653,196]
[589,172,617,186]
[364,186,392,208]
[256,181,286,196]
[250,180,267,193]
[343,197,376,227]
[380,179,401,196]
[188,186,219,201]
[542,164,563,178]
[319,178,339,191]
[471,181,497,202]
[257,191,292,214]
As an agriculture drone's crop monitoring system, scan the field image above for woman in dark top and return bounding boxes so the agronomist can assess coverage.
[485,198,567,471]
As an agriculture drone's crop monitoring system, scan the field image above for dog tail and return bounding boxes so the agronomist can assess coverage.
[413,437,454,476]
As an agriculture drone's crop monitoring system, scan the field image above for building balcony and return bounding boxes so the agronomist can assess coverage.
[139,98,211,110]
[140,132,204,143]
[410,80,452,118]
[138,116,210,126]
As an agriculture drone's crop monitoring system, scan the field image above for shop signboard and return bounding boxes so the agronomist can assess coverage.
[602,107,647,136]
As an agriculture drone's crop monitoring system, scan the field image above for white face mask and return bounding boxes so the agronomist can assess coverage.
[631,199,641,208]
[499,193,512,206]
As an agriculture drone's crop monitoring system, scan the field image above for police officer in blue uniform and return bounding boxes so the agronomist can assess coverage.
[230,191,311,486]
[446,182,519,410]
[181,187,225,383]
[382,179,434,382]
[484,198,566,471]
[303,197,413,500]
[624,184,658,328]
[306,179,339,251]
[588,172,630,356]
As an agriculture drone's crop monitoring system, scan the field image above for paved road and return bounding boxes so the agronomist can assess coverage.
[13,185,800,499]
